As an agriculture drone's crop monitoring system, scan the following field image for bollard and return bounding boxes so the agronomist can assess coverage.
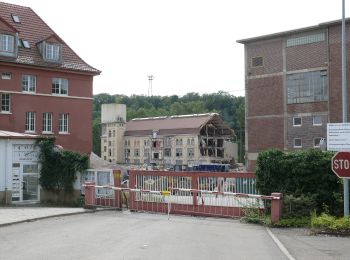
[84,181,95,209]
[271,193,283,224]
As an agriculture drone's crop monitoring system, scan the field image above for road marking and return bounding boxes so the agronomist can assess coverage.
[266,227,296,260]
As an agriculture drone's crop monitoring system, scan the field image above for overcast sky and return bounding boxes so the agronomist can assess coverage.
[7,0,345,96]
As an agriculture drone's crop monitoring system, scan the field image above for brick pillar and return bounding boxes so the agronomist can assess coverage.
[84,181,95,209]
[271,193,283,224]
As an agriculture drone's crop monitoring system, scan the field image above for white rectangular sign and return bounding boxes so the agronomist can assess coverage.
[327,123,350,151]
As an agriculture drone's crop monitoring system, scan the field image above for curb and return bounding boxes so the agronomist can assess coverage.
[0,209,97,228]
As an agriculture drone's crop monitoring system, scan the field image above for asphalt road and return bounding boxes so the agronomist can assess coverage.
[0,210,287,260]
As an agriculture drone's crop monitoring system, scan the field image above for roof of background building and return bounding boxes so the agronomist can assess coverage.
[0,130,39,139]
[237,18,350,44]
[125,113,234,136]
[0,2,100,75]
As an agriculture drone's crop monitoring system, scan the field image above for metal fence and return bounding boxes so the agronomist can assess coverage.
[83,184,278,219]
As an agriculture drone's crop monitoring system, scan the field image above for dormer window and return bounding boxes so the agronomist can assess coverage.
[0,33,15,55]
[45,43,60,61]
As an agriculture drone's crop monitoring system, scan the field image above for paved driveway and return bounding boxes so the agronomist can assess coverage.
[0,210,286,260]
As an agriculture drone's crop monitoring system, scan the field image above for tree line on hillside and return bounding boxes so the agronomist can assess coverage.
[92,91,245,162]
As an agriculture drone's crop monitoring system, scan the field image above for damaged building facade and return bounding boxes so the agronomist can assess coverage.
[100,104,237,168]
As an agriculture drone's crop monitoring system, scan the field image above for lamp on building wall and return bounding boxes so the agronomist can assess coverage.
[319,138,327,151]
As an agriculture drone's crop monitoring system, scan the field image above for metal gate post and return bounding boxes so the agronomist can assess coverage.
[113,170,122,208]
[271,193,283,224]
[192,174,198,206]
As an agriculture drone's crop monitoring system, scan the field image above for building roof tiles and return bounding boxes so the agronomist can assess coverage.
[125,113,234,136]
[0,2,100,75]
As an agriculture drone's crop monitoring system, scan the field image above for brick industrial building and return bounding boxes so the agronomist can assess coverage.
[238,19,350,171]
[0,2,100,154]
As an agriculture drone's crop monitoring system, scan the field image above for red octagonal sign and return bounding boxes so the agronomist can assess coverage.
[332,152,350,178]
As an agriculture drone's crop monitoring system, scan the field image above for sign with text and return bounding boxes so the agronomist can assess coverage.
[327,123,350,151]
[332,152,350,178]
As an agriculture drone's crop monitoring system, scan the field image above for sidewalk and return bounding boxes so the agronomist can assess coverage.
[0,206,92,226]
[271,227,350,260]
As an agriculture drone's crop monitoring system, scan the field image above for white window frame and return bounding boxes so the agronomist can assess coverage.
[42,112,53,133]
[25,112,36,133]
[22,75,36,93]
[52,78,68,95]
[45,43,60,61]
[187,148,195,157]
[293,138,302,148]
[59,113,69,134]
[1,93,10,113]
[1,72,12,80]
[0,34,14,53]
[164,148,171,157]
[176,148,183,157]
[313,115,322,126]
[293,117,302,127]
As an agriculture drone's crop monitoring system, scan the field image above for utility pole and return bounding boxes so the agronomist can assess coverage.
[148,75,154,96]
[342,0,349,217]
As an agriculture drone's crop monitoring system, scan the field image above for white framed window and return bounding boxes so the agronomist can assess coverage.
[293,117,302,126]
[293,138,302,148]
[45,43,60,61]
[25,112,36,132]
[313,115,322,126]
[187,148,194,157]
[52,78,68,95]
[164,148,171,157]
[134,149,140,157]
[42,112,53,133]
[314,137,321,148]
[22,75,36,92]
[176,148,183,157]
[1,93,10,112]
[176,138,183,145]
[144,148,150,158]
[0,34,15,53]
[1,72,12,80]
[59,113,69,133]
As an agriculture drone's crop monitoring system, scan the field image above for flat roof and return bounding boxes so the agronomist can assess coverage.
[0,130,39,139]
[237,18,350,44]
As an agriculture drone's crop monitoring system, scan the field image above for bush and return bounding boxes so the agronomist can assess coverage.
[36,137,89,203]
[283,194,316,218]
[311,212,350,230]
[256,149,343,215]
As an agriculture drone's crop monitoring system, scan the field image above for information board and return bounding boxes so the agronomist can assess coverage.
[327,123,350,151]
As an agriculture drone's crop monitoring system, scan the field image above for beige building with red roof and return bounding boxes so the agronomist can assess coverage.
[101,104,237,168]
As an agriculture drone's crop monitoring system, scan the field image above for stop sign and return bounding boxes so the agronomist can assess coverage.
[332,152,350,178]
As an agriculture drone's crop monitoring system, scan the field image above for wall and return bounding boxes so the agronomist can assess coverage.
[0,65,94,154]
[244,28,333,171]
